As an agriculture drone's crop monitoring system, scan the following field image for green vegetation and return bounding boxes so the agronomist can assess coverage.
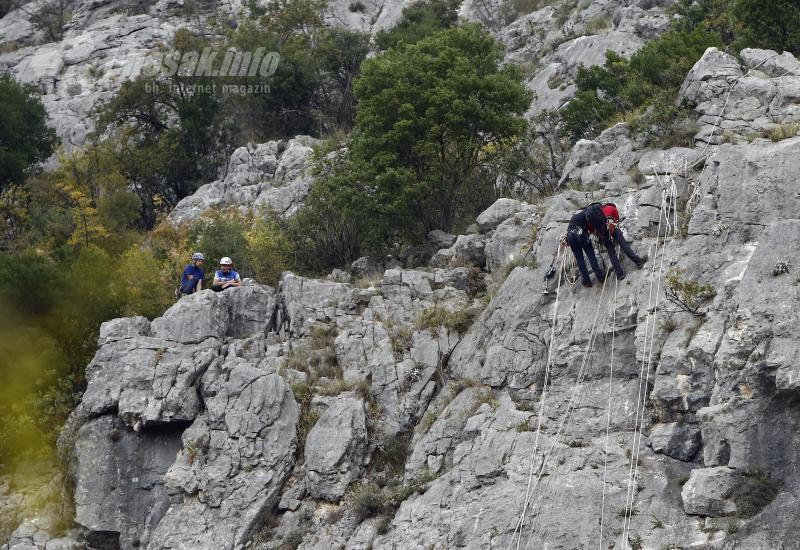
[726,468,780,518]
[561,0,800,143]
[417,304,482,336]
[349,470,439,521]
[187,209,292,286]
[293,23,532,269]
[0,75,59,194]
[374,0,461,50]
[560,29,719,142]
[672,0,800,55]
[665,268,716,317]
[89,0,371,227]
[292,382,319,455]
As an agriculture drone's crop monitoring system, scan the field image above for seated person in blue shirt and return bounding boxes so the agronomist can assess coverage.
[176,252,205,298]
[212,257,242,291]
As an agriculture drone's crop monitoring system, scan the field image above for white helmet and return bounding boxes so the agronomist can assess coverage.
[191,252,205,261]
[219,257,233,266]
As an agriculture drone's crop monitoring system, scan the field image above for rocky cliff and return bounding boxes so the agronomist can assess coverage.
[4,0,800,547]
[0,0,674,150]
[4,44,800,549]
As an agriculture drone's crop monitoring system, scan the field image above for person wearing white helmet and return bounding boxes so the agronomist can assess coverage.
[212,256,242,291]
[176,252,206,299]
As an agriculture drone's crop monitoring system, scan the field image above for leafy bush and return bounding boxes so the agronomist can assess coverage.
[732,0,800,55]
[353,24,531,236]
[114,246,176,319]
[0,75,59,194]
[374,0,461,50]
[562,0,800,140]
[291,24,531,269]
[561,28,718,141]
[665,268,716,317]
[187,209,292,286]
[494,110,571,197]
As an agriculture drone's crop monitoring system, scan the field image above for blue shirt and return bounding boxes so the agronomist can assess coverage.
[214,269,240,284]
[180,264,204,293]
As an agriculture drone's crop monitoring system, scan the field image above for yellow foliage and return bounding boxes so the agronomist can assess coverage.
[244,217,292,286]
[115,245,176,319]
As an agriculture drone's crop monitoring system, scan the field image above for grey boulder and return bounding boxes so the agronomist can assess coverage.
[304,395,368,501]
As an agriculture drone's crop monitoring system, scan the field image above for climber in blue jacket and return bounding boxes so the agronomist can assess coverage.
[176,252,206,298]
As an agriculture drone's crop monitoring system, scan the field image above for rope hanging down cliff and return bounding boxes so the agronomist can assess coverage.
[521,277,613,550]
[598,276,619,549]
[621,175,677,546]
[509,259,612,550]
[510,248,568,550]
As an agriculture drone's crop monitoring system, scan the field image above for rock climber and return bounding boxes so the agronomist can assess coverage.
[567,203,647,288]
[176,252,205,298]
[212,257,242,291]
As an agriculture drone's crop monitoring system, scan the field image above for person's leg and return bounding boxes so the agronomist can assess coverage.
[567,231,592,286]
[602,235,625,278]
[581,233,605,282]
[611,227,642,265]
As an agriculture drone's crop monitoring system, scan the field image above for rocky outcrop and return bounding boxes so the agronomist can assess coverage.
[0,0,413,150]
[483,0,677,115]
[165,137,321,227]
[304,395,368,501]
[5,0,800,541]
[0,0,186,148]
[680,47,800,144]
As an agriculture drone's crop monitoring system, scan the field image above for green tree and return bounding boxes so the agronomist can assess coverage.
[560,27,720,141]
[0,75,59,193]
[733,0,800,54]
[374,0,461,50]
[352,23,531,237]
[95,30,236,227]
[288,153,373,271]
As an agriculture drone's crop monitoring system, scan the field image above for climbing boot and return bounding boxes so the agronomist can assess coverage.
[635,254,649,269]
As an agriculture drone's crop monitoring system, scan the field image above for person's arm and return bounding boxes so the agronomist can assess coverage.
[197,278,203,291]
[212,273,223,288]
[231,273,242,287]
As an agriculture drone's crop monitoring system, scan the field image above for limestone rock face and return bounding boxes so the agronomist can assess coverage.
[304,395,368,501]
[151,291,232,344]
[6,0,800,543]
[148,365,298,550]
[681,467,739,517]
[679,47,800,144]
[46,122,800,548]
[165,137,320,227]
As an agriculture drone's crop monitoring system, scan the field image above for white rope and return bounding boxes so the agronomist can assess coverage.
[621,181,675,546]
[519,274,612,549]
[598,275,619,549]
[616,196,665,544]
[510,249,567,550]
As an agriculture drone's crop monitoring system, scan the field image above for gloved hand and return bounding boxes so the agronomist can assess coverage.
[605,217,617,234]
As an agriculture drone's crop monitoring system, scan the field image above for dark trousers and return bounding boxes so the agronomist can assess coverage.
[567,228,605,285]
[601,228,642,277]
